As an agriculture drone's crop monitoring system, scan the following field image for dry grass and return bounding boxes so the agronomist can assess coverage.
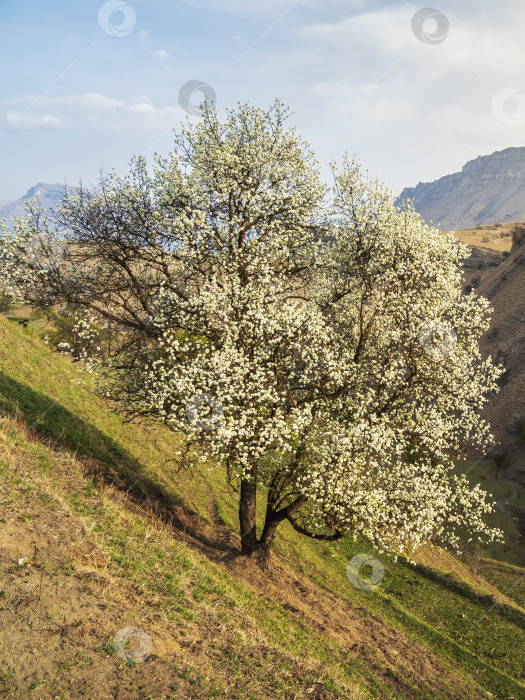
[447,222,521,252]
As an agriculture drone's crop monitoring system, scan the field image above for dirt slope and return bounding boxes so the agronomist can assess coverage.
[0,416,493,699]
[477,231,525,486]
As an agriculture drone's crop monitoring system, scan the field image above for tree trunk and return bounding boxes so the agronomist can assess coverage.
[239,480,304,571]
[251,540,274,570]
[238,480,282,570]
[239,477,258,555]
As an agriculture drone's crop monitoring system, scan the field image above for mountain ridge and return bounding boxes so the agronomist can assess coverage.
[397,146,525,231]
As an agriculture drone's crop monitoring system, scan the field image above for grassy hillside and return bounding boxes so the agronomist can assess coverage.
[449,222,518,252]
[0,314,524,699]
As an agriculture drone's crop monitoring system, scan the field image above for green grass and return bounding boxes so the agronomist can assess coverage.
[0,313,212,519]
[1,311,524,699]
[0,415,372,698]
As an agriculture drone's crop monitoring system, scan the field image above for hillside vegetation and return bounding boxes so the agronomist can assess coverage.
[450,222,518,252]
[0,314,524,699]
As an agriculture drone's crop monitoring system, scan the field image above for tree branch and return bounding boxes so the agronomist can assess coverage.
[286,512,343,541]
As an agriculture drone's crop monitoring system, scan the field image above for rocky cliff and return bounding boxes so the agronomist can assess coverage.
[397,147,525,231]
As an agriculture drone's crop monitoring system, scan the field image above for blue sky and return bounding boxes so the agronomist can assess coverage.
[1,0,525,200]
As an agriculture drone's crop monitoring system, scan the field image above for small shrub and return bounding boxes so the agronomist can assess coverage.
[471,275,481,288]
[511,225,525,249]
[0,295,13,314]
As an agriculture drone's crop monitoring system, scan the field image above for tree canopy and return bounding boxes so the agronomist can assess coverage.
[0,100,502,568]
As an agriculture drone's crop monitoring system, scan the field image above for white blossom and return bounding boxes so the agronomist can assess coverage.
[1,102,503,559]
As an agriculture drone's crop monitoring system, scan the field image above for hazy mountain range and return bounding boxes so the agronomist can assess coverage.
[0,183,71,228]
[4,147,525,233]
[397,147,525,231]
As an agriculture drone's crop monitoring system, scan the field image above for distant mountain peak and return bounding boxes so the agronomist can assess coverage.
[23,182,67,199]
[0,182,75,228]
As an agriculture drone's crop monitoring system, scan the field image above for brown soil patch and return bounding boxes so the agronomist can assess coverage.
[0,421,490,699]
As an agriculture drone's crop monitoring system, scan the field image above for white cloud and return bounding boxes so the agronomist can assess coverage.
[5,113,62,130]
[4,0,525,198]
[0,93,187,135]
[128,96,157,114]
[57,93,161,116]
[59,93,124,112]
[283,1,525,189]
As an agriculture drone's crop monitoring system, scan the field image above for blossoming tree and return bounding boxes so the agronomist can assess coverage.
[1,101,502,568]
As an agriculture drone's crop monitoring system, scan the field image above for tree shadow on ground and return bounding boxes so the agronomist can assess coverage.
[0,372,240,558]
